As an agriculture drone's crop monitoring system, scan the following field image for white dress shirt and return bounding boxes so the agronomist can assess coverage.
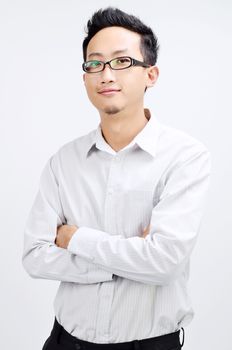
[22,108,211,343]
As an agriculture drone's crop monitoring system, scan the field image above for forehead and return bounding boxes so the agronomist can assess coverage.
[86,26,142,60]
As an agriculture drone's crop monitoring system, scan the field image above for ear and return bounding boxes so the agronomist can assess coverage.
[146,66,159,88]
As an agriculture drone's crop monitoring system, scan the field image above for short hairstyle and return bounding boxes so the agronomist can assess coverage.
[82,7,159,65]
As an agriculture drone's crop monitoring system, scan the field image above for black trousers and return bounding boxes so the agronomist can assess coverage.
[42,318,185,350]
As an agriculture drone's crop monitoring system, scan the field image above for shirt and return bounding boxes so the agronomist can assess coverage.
[22,108,211,343]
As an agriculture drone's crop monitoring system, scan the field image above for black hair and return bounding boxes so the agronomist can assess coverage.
[82,7,159,65]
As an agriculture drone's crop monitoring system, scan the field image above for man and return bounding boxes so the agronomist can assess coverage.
[22,7,211,350]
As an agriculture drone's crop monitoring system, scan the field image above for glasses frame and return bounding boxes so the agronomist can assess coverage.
[82,56,151,73]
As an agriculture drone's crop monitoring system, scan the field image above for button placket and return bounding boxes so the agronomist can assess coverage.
[104,152,127,234]
[106,156,118,196]
[95,156,120,341]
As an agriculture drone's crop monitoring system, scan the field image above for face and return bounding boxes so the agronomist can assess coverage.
[83,26,158,117]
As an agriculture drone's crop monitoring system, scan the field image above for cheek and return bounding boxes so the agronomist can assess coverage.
[85,81,96,100]
[124,70,146,89]
[126,74,146,99]
[84,79,93,92]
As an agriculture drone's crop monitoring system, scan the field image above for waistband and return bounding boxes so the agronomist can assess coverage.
[51,318,184,350]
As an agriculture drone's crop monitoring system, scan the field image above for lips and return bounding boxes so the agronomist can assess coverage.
[98,88,121,95]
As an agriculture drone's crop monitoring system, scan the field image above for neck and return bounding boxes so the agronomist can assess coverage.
[99,106,149,152]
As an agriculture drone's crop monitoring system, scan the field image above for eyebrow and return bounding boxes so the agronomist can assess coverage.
[87,49,129,60]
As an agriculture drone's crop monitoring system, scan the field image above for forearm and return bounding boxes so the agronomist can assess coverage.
[22,232,113,284]
[67,227,184,286]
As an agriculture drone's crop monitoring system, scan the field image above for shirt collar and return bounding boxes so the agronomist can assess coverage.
[86,108,162,158]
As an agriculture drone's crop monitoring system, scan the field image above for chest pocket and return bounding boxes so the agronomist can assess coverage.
[117,189,155,237]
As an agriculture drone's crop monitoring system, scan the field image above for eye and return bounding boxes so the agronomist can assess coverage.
[116,57,131,64]
[87,61,101,68]
[111,57,131,69]
[84,60,102,72]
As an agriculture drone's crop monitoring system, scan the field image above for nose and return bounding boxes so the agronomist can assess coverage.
[100,64,116,84]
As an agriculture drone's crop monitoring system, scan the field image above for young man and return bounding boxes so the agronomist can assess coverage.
[22,7,211,350]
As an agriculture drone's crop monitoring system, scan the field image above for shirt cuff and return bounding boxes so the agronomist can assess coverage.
[67,226,111,261]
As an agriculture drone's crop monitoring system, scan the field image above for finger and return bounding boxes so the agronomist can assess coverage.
[142,224,151,237]
[143,226,149,233]
[142,229,148,238]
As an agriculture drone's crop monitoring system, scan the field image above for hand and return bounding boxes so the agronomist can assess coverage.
[55,224,78,249]
[141,224,150,238]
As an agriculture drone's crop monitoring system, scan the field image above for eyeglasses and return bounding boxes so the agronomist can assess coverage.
[82,56,151,73]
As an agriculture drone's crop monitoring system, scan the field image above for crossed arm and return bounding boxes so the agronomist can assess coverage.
[55,224,150,249]
[23,148,211,286]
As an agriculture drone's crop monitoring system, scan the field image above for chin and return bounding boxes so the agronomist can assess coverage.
[104,108,120,115]
[102,106,122,115]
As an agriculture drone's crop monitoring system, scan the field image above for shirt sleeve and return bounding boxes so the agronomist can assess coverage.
[22,155,113,284]
[67,149,211,286]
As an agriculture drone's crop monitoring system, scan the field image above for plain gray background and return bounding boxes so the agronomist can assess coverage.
[1,0,231,349]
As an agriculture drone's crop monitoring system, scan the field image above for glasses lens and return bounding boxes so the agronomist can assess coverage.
[110,57,131,70]
[84,60,103,73]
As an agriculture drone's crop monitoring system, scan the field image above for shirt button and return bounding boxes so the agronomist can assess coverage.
[75,344,81,350]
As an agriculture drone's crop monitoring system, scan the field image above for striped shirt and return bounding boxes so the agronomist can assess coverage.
[22,108,211,343]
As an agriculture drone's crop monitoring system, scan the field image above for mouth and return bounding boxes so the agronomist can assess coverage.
[98,89,121,96]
